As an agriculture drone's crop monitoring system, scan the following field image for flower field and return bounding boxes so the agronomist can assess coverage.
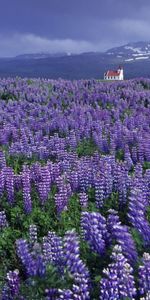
[0,77,150,299]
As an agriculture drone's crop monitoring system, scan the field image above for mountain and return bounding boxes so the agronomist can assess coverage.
[106,41,150,62]
[0,41,150,79]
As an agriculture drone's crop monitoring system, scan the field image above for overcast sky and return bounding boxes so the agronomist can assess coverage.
[0,0,150,57]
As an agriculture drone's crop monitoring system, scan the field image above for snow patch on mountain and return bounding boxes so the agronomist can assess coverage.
[106,42,150,60]
[124,46,142,53]
[125,58,134,62]
[135,56,149,60]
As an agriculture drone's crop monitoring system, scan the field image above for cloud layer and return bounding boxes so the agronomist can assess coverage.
[0,33,121,57]
[0,0,150,57]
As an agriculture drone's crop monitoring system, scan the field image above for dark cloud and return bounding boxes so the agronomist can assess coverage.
[0,0,150,56]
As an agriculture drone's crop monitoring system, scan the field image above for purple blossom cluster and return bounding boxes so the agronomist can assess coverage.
[0,210,8,229]
[128,188,150,245]
[0,78,150,299]
[12,227,90,299]
[22,165,32,213]
[81,211,107,255]
[2,270,20,300]
[29,224,38,247]
[43,229,90,298]
[4,167,14,205]
[79,192,88,208]
[100,245,136,299]
[138,252,150,297]
[107,209,138,264]
[63,230,90,299]
[0,78,149,167]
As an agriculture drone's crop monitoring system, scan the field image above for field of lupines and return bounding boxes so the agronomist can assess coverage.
[0,77,150,300]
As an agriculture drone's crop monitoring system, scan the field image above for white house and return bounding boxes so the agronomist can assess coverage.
[104,66,124,80]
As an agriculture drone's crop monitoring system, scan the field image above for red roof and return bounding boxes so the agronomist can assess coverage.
[106,70,120,77]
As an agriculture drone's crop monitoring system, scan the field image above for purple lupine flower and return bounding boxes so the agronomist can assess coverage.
[79,167,87,192]
[4,167,14,204]
[100,245,136,299]
[0,211,8,229]
[118,164,128,206]
[131,163,148,207]
[22,166,32,214]
[79,192,88,208]
[54,185,69,214]
[69,130,77,150]
[0,169,5,197]
[1,284,11,300]
[14,174,22,191]
[124,145,133,169]
[55,175,64,190]
[103,160,113,198]
[131,146,138,164]
[81,211,107,255]
[36,254,46,277]
[51,162,61,182]
[107,209,138,264]
[128,188,150,245]
[72,274,90,299]
[43,231,64,273]
[137,143,144,164]
[94,173,105,208]
[30,162,42,183]
[140,292,150,300]
[30,241,46,277]
[37,165,51,205]
[138,253,150,297]
[66,181,72,198]
[6,269,20,297]
[37,180,49,205]
[144,169,150,205]
[57,289,74,299]
[16,239,37,276]
[43,236,53,263]
[0,150,6,169]
[64,230,90,299]
[29,224,37,247]
[45,288,59,300]
[113,162,129,206]
[69,170,79,192]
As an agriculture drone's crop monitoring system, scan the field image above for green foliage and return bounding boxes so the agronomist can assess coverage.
[87,188,98,212]
[27,79,33,85]
[81,241,113,300]
[106,103,114,110]
[0,191,83,297]
[116,149,124,161]
[77,138,98,157]
[6,154,45,173]
[59,194,81,235]
[62,99,68,110]
[102,192,119,216]
[131,228,144,254]
[0,186,57,286]
[0,93,16,101]
[20,265,74,299]
[120,108,132,122]
[143,161,150,170]
[0,226,21,290]
[146,206,150,223]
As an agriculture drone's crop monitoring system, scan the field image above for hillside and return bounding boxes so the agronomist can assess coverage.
[1,41,150,79]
